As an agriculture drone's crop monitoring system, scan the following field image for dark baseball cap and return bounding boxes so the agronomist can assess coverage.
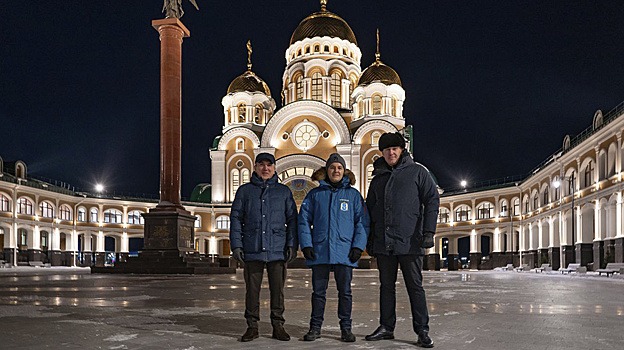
[255,152,275,164]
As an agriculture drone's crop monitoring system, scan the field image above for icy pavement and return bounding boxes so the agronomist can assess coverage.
[1,267,623,349]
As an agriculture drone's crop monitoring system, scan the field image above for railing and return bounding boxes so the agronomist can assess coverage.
[442,174,526,195]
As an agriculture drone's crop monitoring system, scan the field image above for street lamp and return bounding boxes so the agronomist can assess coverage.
[460,180,467,190]
[95,184,104,193]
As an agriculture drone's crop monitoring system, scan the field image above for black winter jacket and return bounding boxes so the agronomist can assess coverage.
[366,151,439,256]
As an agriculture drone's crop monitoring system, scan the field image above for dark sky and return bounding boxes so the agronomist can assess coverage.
[1,1,623,197]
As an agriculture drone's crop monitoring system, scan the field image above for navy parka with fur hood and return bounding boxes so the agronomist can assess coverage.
[298,167,370,267]
[229,172,298,262]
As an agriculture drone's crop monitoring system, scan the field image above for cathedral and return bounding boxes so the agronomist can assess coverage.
[209,0,409,206]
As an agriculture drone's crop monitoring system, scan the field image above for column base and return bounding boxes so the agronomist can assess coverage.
[592,241,604,270]
[538,248,549,266]
[3,248,17,265]
[446,253,458,271]
[63,252,78,266]
[575,243,593,266]
[48,250,63,266]
[81,252,93,267]
[548,247,560,270]
[94,252,106,267]
[426,254,440,271]
[614,238,624,263]
[27,249,43,262]
[469,253,481,269]
[490,252,513,269]
[522,250,537,268]
[561,245,575,268]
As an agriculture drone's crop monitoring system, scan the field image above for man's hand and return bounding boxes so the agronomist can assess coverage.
[285,246,297,264]
[302,247,316,261]
[232,248,245,264]
[348,248,363,263]
[421,233,435,249]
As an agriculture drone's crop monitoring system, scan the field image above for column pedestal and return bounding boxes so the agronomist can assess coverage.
[469,253,481,269]
[561,245,575,268]
[592,241,604,270]
[538,248,549,266]
[603,239,615,265]
[94,252,106,267]
[82,252,93,267]
[27,249,43,263]
[63,252,78,266]
[426,254,440,271]
[523,250,537,268]
[575,243,593,266]
[548,247,560,270]
[447,253,458,271]
[614,238,624,263]
[3,248,17,265]
[48,250,63,266]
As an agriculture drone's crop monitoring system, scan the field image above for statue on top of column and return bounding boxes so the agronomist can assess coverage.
[163,0,199,19]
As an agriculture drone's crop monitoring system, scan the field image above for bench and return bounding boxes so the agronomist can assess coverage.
[532,263,551,273]
[514,264,529,272]
[596,263,624,277]
[28,261,46,268]
[559,263,581,274]
[501,263,514,271]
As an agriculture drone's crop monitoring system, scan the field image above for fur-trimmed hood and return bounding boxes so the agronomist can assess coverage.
[311,167,356,185]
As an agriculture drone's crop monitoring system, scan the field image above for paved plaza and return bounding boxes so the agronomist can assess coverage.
[1,267,623,349]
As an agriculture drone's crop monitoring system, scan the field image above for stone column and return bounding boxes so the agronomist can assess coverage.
[592,241,604,270]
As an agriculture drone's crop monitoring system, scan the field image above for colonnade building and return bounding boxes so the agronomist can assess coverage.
[2,1,623,270]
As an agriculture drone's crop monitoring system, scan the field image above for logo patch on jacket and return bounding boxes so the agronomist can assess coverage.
[340,199,349,211]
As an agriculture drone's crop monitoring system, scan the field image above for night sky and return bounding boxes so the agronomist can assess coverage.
[1,1,623,198]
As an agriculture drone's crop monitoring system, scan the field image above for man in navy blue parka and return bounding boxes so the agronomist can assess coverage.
[230,153,298,342]
[298,153,369,342]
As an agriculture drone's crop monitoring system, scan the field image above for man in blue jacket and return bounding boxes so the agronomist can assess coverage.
[299,153,370,342]
[229,153,298,342]
[365,132,439,348]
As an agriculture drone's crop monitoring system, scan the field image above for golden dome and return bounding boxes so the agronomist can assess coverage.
[358,60,402,87]
[227,70,271,96]
[290,3,357,45]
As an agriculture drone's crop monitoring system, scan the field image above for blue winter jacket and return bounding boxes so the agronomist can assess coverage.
[298,168,370,267]
[230,172,298,262]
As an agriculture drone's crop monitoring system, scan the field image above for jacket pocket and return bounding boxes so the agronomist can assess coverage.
[312,227,327,243]
[272,228,286,252]
[242,229,261,253]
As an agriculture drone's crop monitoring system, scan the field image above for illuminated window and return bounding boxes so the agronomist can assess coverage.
[455,205,471,222]
[18,197,34,215]
[542,186,550,205]
[372,95,382,114]
[216,215,230,230]
[128,210,144,225]
[238,103,246,122]
[59,205,72,221]
[19,228,27,246]
[366,164,374,194]
[311,72,323,101]
[230,169,240,200]
[90,208,99,223]
[254,104,263,124]
[295,75,303,100]
[104,209,123,223]
[293,122,319,150]
[195,216,201,228]
[77,207,86,222]
[438,208,450,223]
[477,202,494,219]
[512,198,520,216]
[330,72,341,107]
[41,231,48,248]
[371,131,381,146]
[236,138,245,152]
[584,162,593,188]
[0,194,10,212]
[499,199,509,217]
[241,169,250,184]
[39,201,54,218]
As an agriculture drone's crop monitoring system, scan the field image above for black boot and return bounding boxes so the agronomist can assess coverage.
[241,327,259,342]
[365,325,394,341]
[341,329,356,342]
[416,331,434,348]
[303,328,321,341]
[272,325,290,341]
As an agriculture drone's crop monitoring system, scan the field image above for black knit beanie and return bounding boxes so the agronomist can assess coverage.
[378,132,406,151]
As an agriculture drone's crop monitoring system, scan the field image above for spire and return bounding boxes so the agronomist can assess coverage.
[246,40,253,71]
[320,0,327,11]
[375,28,381,62]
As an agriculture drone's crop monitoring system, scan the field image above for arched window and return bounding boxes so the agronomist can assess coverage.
[455,205,471,222]
[216,215,230,230]
[314,44,320,52]
[254,104,263,124]
[499,199,509,217]
[583,161,594,188]
[567,171,576,196]
[104,209,123,223]
[392,97,398,116]
[241,169,250,184]
[39,201,54,218]
[512,198,520,216]
[477,202,494,219]
[77,207,86,222]
[295,75,303,100]
[236,138,245,152]
[59,205,72,221]
[90,208,99,223]
[330,72,341,107]
[0,194,10,212]
[40,231,48,249]
[366,164,374,194]
[371,131,381,146]
[16,164,25,179]
[438,207,450,223]
[532,194,538,210]
[128,210,144,225]
[237,103,246,122]
[311,72,323,101]
[304,46,309,54]
[19,228,27,246]
[372,95,382,114]
[230,169,240,200]
[542,186,550,206]
[18,197,33,215]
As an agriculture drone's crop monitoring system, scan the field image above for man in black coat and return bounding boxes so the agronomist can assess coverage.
[365,132,439,348]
